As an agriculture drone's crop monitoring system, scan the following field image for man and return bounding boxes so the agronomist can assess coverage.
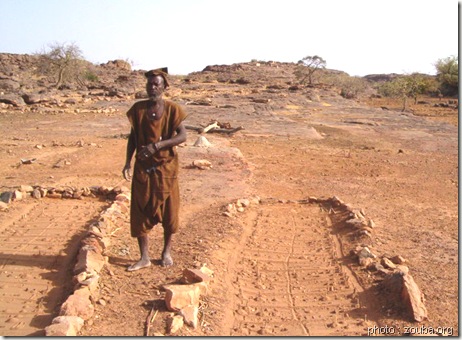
[122,67,187,271]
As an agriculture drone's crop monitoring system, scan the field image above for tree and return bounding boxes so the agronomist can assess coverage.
[294,55,326,85]
[35,42,88,88]
[435,56,458,96]
[378,74,435,111]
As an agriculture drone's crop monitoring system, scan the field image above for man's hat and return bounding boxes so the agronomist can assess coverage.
[144,67,169,88]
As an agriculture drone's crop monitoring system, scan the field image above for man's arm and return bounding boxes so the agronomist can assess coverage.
[122,129,136,181]
[137,123,187,161]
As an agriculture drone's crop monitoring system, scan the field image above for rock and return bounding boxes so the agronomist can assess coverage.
[74,245,105,275]
[346,218,367,229]
[381,257,397,269]
[45,316,84,336]
[13,190,23,201]
[390,255,406,265]
[47,192,62,199]
[0,79,20,92]
[193,136,212,147]
[0,191,14,204]
[22,93,51,105]
[0,93,25,107]
[199,264,214,277]
[236,198,250,208]
[31,188,41,199]
[359,257,374,267]
[182,268,212,284]
[180,305,199,328]
[167,314,184,334]
[357,247,376,260]
[59,288,94,320]
[395,265,409,275]
[115,193,130,203]
[192,159,212,170]
[382,271,428,322]
[163,282,207,312]
[402,273,428,322]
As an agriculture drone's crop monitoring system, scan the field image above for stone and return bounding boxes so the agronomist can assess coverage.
[382,271,428,322]
[390,255,406,265]
[192,159,212,170]
[357,247,376,260]
[368,219,376,228]
[236,198,250,207]
[74,245,105,275]
[180,305,199,328]
[0,201,8,211]
[47,192,62,199]
[0,191,13,204]
[59,288,94,320]
[402,273,428,322]
[199,265,214,277]
[115,193,130,203]
[193,136,212,147]
[359,257,374,267]
[381,257,397,269]
[182,268,212,284]
[346,218,367,229]
[167,314,184,334]
[45,316,84,336]
[163,282,207,312]
[20,185,34,193]
[13,190,23,201]
[31,189,41,199]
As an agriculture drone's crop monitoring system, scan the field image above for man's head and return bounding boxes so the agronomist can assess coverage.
[145,68,169,101]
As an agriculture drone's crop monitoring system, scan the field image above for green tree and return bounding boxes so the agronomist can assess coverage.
[294,55,326,85]
[378,74,435,111]
[35,42,88,88]
[435,56,458,96]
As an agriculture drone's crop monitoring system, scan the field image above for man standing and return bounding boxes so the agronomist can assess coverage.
[122,68,187,271]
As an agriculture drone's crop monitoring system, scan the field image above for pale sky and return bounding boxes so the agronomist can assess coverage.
[0,0,459,76]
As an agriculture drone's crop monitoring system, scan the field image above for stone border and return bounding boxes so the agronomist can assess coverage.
[43,185,131,336]
[224,195,428,324]
[0,187,428,334]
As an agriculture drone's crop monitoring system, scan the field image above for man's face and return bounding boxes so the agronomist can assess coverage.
[146,75,165,100]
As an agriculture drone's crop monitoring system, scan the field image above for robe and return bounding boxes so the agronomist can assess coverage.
[126,99,187,237]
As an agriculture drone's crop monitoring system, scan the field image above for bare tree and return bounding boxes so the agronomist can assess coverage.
[35,42,87,88]
[294,55,327,85]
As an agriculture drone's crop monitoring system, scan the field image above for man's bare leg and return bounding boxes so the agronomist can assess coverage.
[161,231,173,267]
[127,235,151,271]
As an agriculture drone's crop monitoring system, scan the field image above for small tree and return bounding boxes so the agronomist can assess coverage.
[324,73,369,99]
[378,73,435,111]
[294,55,326,85]
[35,42,88,88]
[435,56,458,96]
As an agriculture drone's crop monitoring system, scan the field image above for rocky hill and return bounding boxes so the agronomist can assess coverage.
[0,53,381,110]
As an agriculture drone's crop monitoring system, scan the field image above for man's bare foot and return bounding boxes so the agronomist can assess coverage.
[161,253,173,267]
[127,259,151,271]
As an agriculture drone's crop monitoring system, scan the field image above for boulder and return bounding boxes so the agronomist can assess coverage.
[45,316,84,336]
[163,282,207,312]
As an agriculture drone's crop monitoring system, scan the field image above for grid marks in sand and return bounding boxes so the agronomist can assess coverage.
[0,198,108,336]
[230,203,371,336]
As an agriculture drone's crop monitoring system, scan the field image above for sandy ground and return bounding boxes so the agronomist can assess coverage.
[0,80,458,336]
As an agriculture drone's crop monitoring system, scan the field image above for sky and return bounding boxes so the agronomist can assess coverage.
[0,0,459,76]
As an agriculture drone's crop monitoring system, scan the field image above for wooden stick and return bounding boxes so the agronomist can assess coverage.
[145,306,158,336]
[201,121,219,134]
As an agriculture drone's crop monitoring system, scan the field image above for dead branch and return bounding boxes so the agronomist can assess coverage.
[145,306,158,336]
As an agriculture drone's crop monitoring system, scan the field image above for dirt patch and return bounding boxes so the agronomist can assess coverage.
[0,60,458,336]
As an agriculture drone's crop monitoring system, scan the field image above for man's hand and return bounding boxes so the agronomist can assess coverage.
[136,143,158,161]
[122,164,132,181]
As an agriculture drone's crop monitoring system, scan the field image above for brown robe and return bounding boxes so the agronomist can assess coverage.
[127,99,187,237]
